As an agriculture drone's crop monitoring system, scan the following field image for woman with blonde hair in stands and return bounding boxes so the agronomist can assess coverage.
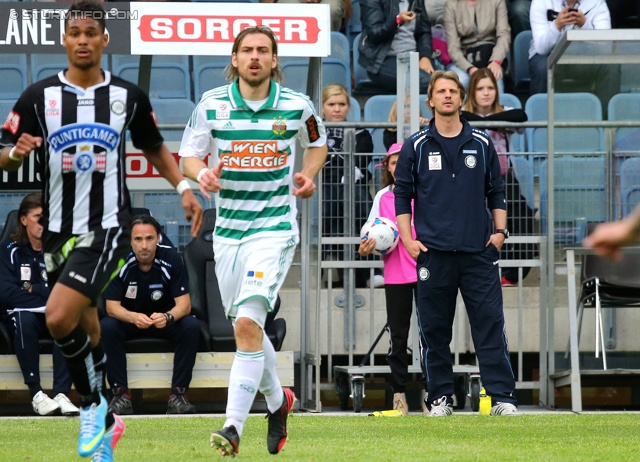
[321,83,383,288]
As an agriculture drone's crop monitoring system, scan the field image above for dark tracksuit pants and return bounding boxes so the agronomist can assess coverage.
[384,283,417,393]
[416,246,517,407]
[100,315,200,391]
[12,311,72,395]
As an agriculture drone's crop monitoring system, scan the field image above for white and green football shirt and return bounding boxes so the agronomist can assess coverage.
[179,80,327,244]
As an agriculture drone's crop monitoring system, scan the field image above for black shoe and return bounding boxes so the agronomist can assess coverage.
[266,388,295,455]
[108,387,133,415]
[210,425,240,458]
[167,387,196,414]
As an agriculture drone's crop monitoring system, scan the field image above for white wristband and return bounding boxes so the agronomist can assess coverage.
[176,179,191,196]
[196,167,208,183]
[8,147,20,162]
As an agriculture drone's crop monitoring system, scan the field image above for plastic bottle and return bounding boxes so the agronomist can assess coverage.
[479,387,491,415]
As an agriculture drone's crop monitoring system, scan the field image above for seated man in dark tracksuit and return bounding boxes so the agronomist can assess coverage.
[0,193,78,416]
[101,214,200,415]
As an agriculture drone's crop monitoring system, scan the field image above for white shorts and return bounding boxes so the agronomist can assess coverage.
[213,234,298,321]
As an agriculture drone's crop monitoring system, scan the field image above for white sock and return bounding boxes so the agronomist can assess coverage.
[260,334,284,413]
[224,349,264,436]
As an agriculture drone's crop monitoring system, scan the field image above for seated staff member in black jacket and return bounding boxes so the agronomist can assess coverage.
[0,193,78,416]
[101,214,200,415]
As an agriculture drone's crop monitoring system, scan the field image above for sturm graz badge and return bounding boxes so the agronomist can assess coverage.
[419,267,430,281]
[464,155,477,168]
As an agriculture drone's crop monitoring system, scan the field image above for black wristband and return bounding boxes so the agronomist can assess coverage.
[164,312,175,326]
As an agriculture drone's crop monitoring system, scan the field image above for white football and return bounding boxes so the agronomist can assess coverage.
[361,217,400,255]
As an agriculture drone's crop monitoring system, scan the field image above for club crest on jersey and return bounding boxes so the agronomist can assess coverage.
[111,100,125,115]
[221,141,288,170]
[272,117,287,135]
[62,145,106,174]
[465,155,477,168]
[151,290,163,301]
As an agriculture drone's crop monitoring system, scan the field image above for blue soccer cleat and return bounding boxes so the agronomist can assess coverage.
[78,395,108,457]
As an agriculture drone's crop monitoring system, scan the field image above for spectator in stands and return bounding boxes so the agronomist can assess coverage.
[321,83,382,288]
[461,68,535,287]
[358,0,434,93]
[270,0,349,32]
[0,193,79,416]
[101,214,200,415]
[383,97,429,151]
[529,0,620,113]
[507,0,532,40]
[444,0,511,92]
[606,0,640,29]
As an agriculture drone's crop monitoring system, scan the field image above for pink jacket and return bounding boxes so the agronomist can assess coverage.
[368,186,417,285]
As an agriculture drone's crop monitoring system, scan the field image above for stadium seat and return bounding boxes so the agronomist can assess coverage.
[349,96,361,122]
[619,157,640,217]
[111,55,191,99]
[363,94,396,155]
[540,156,606,242]
[0,54,28,100]
[182,209,286,352]
[512,30,532,93]
[608,93,640,153]
[525,92,604,177]
[501,93,522,110]
[31,54,108,82]
[149,98,195,142]
[281,59,351,94]
[193,55,229,101]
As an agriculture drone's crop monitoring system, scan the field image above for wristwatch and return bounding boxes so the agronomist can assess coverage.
[496,229,510,239]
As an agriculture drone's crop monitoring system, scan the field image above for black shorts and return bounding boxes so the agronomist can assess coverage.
[43,226,131,305]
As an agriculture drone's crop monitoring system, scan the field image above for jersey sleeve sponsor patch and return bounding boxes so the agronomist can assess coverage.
[305,115,320,143]
[3,110,20,135]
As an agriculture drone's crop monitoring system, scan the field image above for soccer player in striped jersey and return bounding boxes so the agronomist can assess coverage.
[180,26,327,457]
[0,0,202,460]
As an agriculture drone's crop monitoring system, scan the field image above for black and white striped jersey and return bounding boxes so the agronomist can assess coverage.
[0,70,164,235]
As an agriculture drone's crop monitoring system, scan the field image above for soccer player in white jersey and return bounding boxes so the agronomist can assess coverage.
[0,1,203,460]
[180,26,328,457]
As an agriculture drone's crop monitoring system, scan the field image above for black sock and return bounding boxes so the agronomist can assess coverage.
[92,344,115,429]
[28,383,43,399]
[91,344,107,396]
[55,326,99,407]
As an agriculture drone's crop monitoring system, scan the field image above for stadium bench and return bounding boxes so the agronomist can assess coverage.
[0,351,294,390]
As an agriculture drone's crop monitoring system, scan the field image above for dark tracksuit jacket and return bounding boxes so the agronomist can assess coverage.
[394,118,517,406]
[0,238,71,392]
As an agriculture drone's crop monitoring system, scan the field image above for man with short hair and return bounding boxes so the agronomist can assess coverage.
[102,214,200,416]
[0,0,202,459]
[394,70,518,417]
[180,26,327,456]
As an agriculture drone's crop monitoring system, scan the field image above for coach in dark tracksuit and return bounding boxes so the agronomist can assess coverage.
[394,70,517,416]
